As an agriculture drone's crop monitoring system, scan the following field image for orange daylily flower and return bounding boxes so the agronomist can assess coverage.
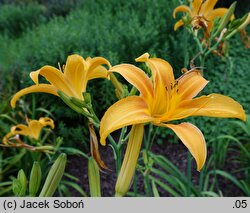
[100,53,246,171]
[173,0,233,34]
[3,117,54,144]
[10,54,111,108]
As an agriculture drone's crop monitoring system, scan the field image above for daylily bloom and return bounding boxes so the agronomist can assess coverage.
[10,54,111,108]
[100,52,246,196]
[3,117,54,144]
[173,0,233,34]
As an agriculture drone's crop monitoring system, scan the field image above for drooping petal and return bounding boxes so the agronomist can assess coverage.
[192,0,203,15]
[89,123,109,170]
[159,122,207,171]
[109,64,154,102]
[30,66,75,97]
[174,19,185,31]
[177,70,209,100]
[10,84,58,108]
[207,8,230,21]
[190,93,246,121]
[200,0,218,16]
[28,120,44,139]
[100,96,154,145]
[38,117,55,129]
[11,124,31,137]
[63,54,87,98]
[173,5,192,18]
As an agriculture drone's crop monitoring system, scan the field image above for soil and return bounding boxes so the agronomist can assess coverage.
[65,138,245,197]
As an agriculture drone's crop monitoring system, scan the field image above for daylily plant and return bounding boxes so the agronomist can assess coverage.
[100,53,246,196]
[10,54,111,108]
[3,117,54,144]
[173,0,233,34]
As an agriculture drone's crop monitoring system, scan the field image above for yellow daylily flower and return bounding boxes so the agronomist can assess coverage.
[10,54,111,108]
[173,0,233,34]
[3,117,54,144]
[100,52,245,196]
[100,52,246,171]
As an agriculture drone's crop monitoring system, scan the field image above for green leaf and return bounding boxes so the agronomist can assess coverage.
[151,180,160,197]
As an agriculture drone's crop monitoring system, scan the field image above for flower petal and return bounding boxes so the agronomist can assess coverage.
[192,0,203,15]
[88,66,108,80]
[109,64,154,101]
[136,53,175,88]
[86,56,111,71]
[30,66,75,97]
[100,96,154,145]
[89,123,109,170]
[10,84,58,108]
[207,8,231,21]
[83,66,109,92]
[160,122,207,171]
[11,124,31,137]
[200,0,218,16]
[190,94,246,121]
[63,54,87,98]
[38,117,55,129]
[174,19,185,31]
[28,120,44,139]
[177,70,209,100]
[173,5,192,18]
[136,53,171,116]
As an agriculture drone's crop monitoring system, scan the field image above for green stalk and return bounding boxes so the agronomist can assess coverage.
[187,152,192,196]
[116,127,128,174]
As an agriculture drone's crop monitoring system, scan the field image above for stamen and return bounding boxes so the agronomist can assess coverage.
[58,62,62,72]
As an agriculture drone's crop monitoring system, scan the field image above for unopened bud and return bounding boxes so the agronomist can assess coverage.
[29,162,42,196]
[83,93,92,105]
[57,90,85,114]
[39,153,67,197]
[225,13,250,40]
[216,1,236,34]
[88,157,101,197]
[13,169,27,196]
[115,124,144,197]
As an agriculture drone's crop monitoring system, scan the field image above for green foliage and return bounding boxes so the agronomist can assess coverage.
[0,3,46,38]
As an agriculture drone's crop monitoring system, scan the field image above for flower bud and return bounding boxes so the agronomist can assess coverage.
[225,13,250,40]
[39,153,67,197]
[216,1,236,34]
[70,96,87,108]
[88,157,101,197]
[83,92,92,105]
[115,124,144,197]
[57,90,85,114]
[13,169,27,196]
[29,161,42,196]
